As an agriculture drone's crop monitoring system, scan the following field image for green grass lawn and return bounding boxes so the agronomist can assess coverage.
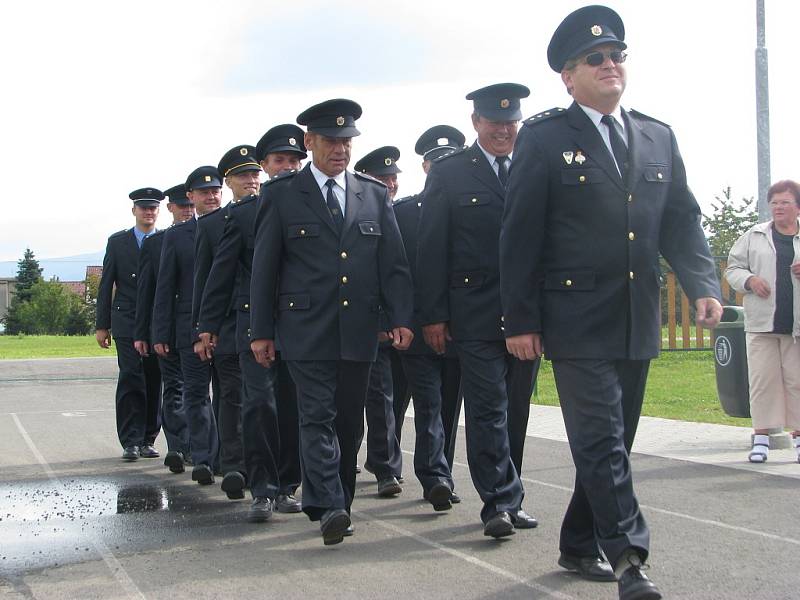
[0,335,110,359]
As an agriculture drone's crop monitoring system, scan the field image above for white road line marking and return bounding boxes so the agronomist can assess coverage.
[352,508,576,600]
[0,408,112,416]
[10,413,146,600]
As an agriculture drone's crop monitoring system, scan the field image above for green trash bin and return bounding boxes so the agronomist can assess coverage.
[712,306,750,418]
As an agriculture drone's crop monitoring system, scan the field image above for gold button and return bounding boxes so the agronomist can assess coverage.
[629,271,635,280]
[341,276,348,284]
[579,175,586,183]
[341,252,347,259]
[628,232,635,241]
[289,301,294,308]
[342,300,349,307]
[244,303,249,309]
[628,194,633,202]
[300,229,306,235]
[471,197,478,203]
[657,172,663,180]
[565,279,573,287]
[464,277,470,283]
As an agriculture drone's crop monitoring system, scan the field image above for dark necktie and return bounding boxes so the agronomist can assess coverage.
[325,179,344,231]
[496,155,510,188]
[600,114,628,180]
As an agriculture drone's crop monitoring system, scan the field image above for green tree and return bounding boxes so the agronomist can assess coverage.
[702,187,758,258]
[7,280,91,335]
[14,248,43,303]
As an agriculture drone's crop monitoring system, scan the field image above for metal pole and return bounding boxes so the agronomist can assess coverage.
[755,0,771,221]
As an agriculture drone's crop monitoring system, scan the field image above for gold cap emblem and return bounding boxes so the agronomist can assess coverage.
[384,158,392,166]
[591,25,602,36]
[336,116,345,126]
[239,147,248,156]
[500,99,510,109]
[204,175,211,182]
[288,137,296,146]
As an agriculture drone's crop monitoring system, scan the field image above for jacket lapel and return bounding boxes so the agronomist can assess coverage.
[467,143,505,200]
[297,165,338,235]
[622,109,653,192]
[126,229,140,254]
[343,172,363,236]
[566,102,626,192]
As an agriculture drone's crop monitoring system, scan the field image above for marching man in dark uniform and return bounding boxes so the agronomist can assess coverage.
[392,125,466,504]
[96,188,164,461]
[197,126,307,522]
[153,167,223,487]
[250,99,414,545]
[416,85,539,538]
[134,184,195,473]
[500,6,722,598]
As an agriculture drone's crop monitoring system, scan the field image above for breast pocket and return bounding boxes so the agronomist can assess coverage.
[457,193,492,207]
[561,168,605,186]
[287,223,320,239]
[358,221,382,236]
[643,164,672,183]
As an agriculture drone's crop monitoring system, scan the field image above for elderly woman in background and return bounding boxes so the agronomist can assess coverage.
[726,180,800,463]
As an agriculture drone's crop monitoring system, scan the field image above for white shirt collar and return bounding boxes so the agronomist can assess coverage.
[578,103,626,134]
[476,140,512,165]
[309,162,347,193]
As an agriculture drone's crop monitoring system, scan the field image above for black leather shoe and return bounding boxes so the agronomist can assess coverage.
[450,492,461,504]
[275,493,302,513]
[247,497,273,523]
[164,451,185,474]
[397,475,405,484]
[484,512,515,538]
[122,446,139,461]
[618,564,662,600]
[191,464,214,485]
[221,471,246,499]
[320,509,351,546]
[377,476,402,497]
[343,525,354,537]
[139,445,160,458]
[355,465,362,474]
[424,482,453,512]
[558,552,616,582]
[510,508,538,529]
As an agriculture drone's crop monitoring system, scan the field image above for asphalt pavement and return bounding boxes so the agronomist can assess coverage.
[0,357,798,599]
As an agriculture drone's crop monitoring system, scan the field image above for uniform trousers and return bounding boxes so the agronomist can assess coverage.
[398,353,454,492]
[394,355,462,469]
[274,357,302,494]
[211,354,244,476]
[157,352,190,454]
[746,332,800,430]
[178,348,219,469]
[361,346,402,479]
[454,339,523,523]
[114,337,162,449]
[506,356,540,476]
[552,359,650,567]
[287,360,370,521]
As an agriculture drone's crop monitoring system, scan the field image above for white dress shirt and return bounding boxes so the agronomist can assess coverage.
[310,162,347,216]
[578,103,628,175]
[476,141,512,179]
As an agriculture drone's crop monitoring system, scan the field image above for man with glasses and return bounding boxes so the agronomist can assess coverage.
[416,84,539,538]
[500,6,722,599]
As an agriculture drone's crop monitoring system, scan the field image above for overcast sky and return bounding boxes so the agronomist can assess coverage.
[1,0,797,261]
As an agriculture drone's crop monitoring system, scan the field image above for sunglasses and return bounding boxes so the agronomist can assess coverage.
[583,50,627,67]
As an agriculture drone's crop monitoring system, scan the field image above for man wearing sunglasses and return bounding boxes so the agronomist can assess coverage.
[500,6,722,600]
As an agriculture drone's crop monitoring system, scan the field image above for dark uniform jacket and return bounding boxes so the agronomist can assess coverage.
[198,195,258,354]
[96,229,141,339]
[500,102,721,360]
[193,204,237,355]
[250,165,414,362]
[153,219,197,350]
[134,229,167,344]
[416,142,507,342]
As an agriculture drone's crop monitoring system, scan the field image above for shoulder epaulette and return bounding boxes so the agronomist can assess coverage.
[354,170,383,185]
[523,108,567,127]
[109,228,129,239]
[232,194,257,210]
[198,206,221,221]
[628,108,671,128]
[432,145,467,163]
[392,194,417,207]
[266,170,298,185]
[150,229,167,238]
[172,218,194,230]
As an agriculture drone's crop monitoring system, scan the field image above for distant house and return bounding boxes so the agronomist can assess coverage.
[61,281,86,298]
[0,277,16,326]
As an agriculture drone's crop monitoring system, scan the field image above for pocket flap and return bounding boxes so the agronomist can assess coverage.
[278,294,310,310]
[561,168,604,185]
[358,221,382,235]
[287,224,320,239]
[643,165,671,182]
[544,270,596,291]
[450,271,487,288]
[458,193,491,207]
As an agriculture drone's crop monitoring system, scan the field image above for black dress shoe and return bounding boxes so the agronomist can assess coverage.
[510,508,538,529]
[558,552,616,582]
[164,451,185,474]
[355,465,362,474]
[139,445,160,459]
[122,446,140,461]
[320,509,351,546]
[247,497,273,523]
[484,512,515,538]
[377,476,402,497]
[450,492,461,504]
[191,464,214,485]
[424,482,453,512]
[618,564,662,600]
[343,525,354,537]
[275,493,302,513]
[396,475,405,484]
[221,471,246,499]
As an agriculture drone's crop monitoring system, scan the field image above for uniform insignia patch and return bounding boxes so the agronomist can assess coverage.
[575,151,586,165]
[563,151,574,165]
[336,116,345,126]
[239,147,248,155]
[591,25,602,36]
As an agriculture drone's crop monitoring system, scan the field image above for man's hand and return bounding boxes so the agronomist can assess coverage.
[95,329,111,349]
[695,297,723,329]
[134,340,149,357]
[746,275,771,299]
[251,339,276,368]
[422,322,450,355]
[194,332,217,362]
[153,343,169,358]
[389,327,414,351]
[377,331,391,343]
[506,333,543,361]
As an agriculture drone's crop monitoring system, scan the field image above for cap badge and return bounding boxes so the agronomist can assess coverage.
[239,147,248,156]
[562,151,574,165]
[575,151,586,165]
[500,99,510,109]
[437,137,449,146]
[591,25,603,36]
[384,158,393,166]
[204,175,212,182]
[336,116,345,126]
[288,137,297,146]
